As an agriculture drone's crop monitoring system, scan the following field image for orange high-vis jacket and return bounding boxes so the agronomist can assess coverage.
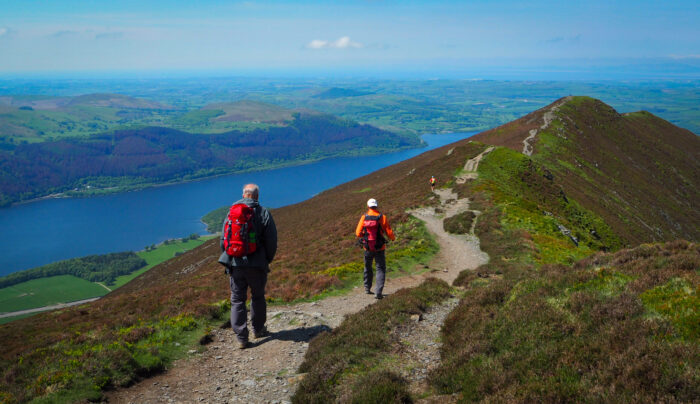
[355,208,396,250]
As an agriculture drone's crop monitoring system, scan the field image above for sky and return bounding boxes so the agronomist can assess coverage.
[0,0,699,78]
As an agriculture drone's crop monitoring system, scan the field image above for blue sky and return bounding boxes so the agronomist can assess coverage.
[0,0,698,77]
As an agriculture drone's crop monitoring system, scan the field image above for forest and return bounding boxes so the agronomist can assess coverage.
[0,113,415,206]
[0,252,146,288]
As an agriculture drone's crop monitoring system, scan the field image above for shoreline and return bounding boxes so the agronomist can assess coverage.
[7,141,427,208]
[1,132,474,278]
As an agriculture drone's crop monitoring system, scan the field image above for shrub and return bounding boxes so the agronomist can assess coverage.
[443,211,476,234]
[349,371,412,404]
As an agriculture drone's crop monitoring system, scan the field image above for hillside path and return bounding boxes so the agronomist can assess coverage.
[522,96,572,156]
[105,185,488,404]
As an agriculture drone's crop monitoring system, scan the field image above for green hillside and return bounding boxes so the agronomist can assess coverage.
[0,112,417,206]
[471,96,700,245]
[0,97,697,403]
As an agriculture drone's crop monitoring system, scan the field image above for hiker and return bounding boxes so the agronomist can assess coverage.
[218,183,277,349]
[355,198,396,299]
[429,176,437,191]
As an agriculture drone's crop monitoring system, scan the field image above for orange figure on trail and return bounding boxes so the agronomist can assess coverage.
[429,176,436,191]
[355,198,396,299]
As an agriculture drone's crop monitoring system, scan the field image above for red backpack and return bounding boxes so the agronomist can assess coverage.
[222,203,258,257]
[360,214,385,252]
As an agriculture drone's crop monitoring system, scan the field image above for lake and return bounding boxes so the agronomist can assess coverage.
[0,132,474,276]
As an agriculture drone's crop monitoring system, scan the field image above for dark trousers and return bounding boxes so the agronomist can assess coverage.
[364,249,386,296]
[229,267,267,342]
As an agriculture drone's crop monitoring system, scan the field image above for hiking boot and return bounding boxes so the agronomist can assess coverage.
[365,289,373,295]
[253,326,269,339]
[375,294,383,300]
[238,340,250,349]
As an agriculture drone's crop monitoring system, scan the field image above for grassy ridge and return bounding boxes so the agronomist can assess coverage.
[1,98,696,402]
[432,141,699,401]
[471,146,621,264]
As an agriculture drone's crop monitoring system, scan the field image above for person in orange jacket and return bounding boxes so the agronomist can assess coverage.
[355,198,396,299]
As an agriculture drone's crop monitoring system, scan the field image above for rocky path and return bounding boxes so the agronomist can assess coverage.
[106,176,488,403]
[522,96,573,156]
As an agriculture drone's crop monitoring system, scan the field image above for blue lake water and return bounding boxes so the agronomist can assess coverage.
[0,132,474,276]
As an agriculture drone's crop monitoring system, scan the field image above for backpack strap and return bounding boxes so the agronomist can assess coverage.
[252,205,263,243]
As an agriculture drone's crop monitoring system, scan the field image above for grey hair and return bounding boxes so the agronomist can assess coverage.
[242,183,260,200]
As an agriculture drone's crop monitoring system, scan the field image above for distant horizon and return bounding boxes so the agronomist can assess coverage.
[2,57,700,81]
[1,0,698,77]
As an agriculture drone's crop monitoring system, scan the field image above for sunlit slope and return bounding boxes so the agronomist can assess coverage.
[471,96,700,245]
[2,96,698,403]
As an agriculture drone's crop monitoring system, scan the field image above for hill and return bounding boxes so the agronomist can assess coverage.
[0,112,417,206]
[313,87,375,99]
[202,100,297,123]
[65,93,173,110]
[0,97,697,402]
[471,96,700,245]
[0,93,172,111]
[0,93,178,145]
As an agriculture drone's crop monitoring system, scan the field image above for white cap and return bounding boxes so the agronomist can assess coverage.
[367,198,378,208]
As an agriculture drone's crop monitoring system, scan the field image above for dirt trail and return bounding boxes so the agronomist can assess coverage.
[0,297,100,319]
[106,176,488,403]
[458,146,494,183]
[522,96,572,156]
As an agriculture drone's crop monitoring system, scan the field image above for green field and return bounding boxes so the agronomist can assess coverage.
[0,275,105,314]
[111,237,213,288]
[0,237,213,323]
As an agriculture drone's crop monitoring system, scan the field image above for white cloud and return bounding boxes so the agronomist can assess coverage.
[306,36,362,49]
[307,39,328,49]
[0,27,10,38]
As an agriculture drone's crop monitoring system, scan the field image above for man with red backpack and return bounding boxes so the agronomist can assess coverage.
[218,184,277,349]
[355,198,396,299]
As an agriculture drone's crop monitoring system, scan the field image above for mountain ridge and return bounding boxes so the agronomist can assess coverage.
[471,95,699,244]
[1,96,697,403]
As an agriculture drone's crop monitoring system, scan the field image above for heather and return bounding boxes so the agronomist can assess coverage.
[1,97,697,402]
[434,136,698,401]
[434,240,699,402]
[471,96,699,245]
[292,278,451,404]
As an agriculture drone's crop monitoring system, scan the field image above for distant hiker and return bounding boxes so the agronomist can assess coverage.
[218,183,277,349]
[429,176,436,191]
[356,198,396,299]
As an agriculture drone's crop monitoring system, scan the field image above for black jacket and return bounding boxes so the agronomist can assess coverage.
[218,197,277,271]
